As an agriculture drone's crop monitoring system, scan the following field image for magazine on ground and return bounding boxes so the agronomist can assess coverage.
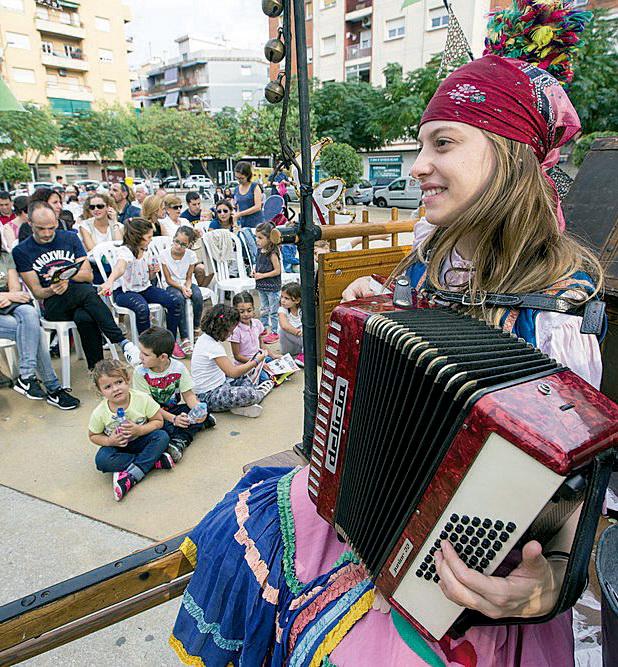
[249,353,300,385]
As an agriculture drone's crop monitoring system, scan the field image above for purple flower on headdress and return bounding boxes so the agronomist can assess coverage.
[447,83,486,105]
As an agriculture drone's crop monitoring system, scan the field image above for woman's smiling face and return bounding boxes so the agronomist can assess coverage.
[412,121,495,228]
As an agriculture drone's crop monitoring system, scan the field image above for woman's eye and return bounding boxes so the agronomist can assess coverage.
[436,138,451,148]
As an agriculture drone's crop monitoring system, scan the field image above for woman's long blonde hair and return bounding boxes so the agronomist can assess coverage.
[390,133,603,325]
[141,194,163,235]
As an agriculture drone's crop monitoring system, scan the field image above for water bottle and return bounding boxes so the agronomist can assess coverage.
[112,407,129,434]
[187,402,208,424]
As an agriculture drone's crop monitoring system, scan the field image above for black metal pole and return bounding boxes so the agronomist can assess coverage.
[291,0,319,460]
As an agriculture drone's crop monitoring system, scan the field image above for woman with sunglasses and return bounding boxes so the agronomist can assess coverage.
[208,199,234,232]
[160,194,184,237]
[78,192,122,252]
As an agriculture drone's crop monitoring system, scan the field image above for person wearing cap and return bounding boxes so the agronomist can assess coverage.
[169,3,601,665]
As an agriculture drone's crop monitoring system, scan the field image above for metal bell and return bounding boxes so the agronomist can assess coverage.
[262,0,284,18]
[264,30,286,63]
[265,74,285,104]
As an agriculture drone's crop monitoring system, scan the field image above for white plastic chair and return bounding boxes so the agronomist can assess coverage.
[148,235,217,346]
[40,319,85,388]
[0,338,18,380]
[202,231,255,303]
[237,231,300,286]
[89,241,164,344]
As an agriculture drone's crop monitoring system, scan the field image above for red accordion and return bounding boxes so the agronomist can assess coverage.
[309,294,618,640]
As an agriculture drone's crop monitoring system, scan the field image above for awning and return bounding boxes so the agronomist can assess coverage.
[59,0,80,8]
[163,91,179,108]
[164,67,179,84]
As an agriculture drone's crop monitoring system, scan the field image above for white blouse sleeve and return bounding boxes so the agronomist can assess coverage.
[535,311,603,390]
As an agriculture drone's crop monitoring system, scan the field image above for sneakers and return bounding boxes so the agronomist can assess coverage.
[46,387,80,410]
[295,353,305,368]
[231,404,263,418]
[203,413,217,429]
[256,379,275,399]
[122,341,141,367]
[167,440,185,463]
[262,332,279,344]
[180,338,193,355]
[172,342,186,360]
[13,376,46,400]
[112,471,135,501]
[154,452,175,470]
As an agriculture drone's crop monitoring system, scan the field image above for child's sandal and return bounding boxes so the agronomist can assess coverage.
[180,339,193,355]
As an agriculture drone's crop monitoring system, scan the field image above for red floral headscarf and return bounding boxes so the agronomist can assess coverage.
[420,55,581,231]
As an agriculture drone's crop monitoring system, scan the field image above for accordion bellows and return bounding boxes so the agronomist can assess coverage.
[309,296,617,640]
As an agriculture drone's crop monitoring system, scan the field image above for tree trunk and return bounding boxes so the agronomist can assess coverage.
[174,163,183,181]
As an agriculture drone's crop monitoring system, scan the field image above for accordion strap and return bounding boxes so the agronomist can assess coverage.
[431,289,606,336]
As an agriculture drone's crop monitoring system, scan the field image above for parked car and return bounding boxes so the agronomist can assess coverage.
[183,175,214,189]
[161,176,181,189]
[30,181,55,193]
[373,177,422,209]
[72,179,100,191]
[369,176,397,200]
[344,179,373,206]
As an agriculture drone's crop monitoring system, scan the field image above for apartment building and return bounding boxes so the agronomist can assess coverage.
[134,35,269,113]
[491,0,618,13]
[0,0,134,180]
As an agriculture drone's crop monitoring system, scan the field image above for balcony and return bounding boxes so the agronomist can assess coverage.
[41,51,89,72]
[345,45,371,60]
[35,17,85,40]
[345,0,372,22]
[146,77,208,95]
[46,82,93,102]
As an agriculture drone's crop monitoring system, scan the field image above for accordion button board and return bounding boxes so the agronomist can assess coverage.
[309,298,618,640]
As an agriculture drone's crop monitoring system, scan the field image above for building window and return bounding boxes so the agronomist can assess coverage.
[241,65,252,77]
[385,17,405,40]
[321,35,336,56]
[321,0,336,8]
[41,41,53,54]
[0,0,24,11]
[306,1,313,20]
[5,32,30,50]
[36,6,48,19]
[11,67,36,84]
[103,79,117,93]
[346,62,370,83]
[98,48,114,63]
[37,166,52,180]
[242,90,253,101]
[95,16,111,32]
[429,8,449,30]
[360,30,371,49]
[307,47,313,64]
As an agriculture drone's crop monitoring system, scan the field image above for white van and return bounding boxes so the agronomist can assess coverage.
[373,177,422,209]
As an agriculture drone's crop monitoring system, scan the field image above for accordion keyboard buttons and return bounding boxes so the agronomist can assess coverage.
[476,527,486,538]
[420,562,429,571]
[465,526,474,536]
[424,572,432,581]
[481,558,490,569]
[450,514,459,522]
[445,522,454,532]
[486,549,496,560]
[494,520,504,531]
[482,519,492,529]
[488,529,497,541]
[469,556,479,567]
[455,524,464,534]
[440,531,448,540]
[481,538,491,549]
[493,541,503,552]
[506,522,517,533]
[459,535,469,544]
[470,536,480,547]
[416,569,423,578]
[454,543,463,554]
[433,575,440,583]
[471,517,481,527]
[500,531,510,543]
[461,516,470,525]
[464,545,474,556]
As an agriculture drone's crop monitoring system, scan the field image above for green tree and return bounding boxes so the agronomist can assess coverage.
[0,103,59,177]
[135,107,219,179]
[569,10,618,134]
[312,81,385,151]
[59,105,135,179]
[0,156,31,186]
[211,107,240,159]
[571,131,618,167]
[319,142,362,187]
[376,55,443,142]
[123,143,172,179]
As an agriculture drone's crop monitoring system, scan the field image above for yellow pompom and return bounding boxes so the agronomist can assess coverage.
[531,26,554,49]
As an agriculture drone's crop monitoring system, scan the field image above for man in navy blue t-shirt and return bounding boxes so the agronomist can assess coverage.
[180,191,202,224]
[13,201,140,369]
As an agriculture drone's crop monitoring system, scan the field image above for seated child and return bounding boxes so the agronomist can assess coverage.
[133,326,216,463]
[192,304,274,418]
[160,226,205,355]
[88,359,173,502]
[278,282,303,366]
[229,292,280,384]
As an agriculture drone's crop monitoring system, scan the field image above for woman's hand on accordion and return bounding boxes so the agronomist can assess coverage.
[434,539,565,619]
[341,276,375,302]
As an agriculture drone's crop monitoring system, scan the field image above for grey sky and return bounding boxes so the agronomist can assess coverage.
[126,0,269,66]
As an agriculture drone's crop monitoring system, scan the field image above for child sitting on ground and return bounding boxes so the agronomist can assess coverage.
[192,304,274,418]
[278,282,303,366]
[229,292,280,384]
[253,221,281,344]
[160,225,205,355]
[133,326,215,463]
[88,359,173,502]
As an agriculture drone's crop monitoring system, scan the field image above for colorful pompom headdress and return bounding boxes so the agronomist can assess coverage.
[483,0,592,85]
